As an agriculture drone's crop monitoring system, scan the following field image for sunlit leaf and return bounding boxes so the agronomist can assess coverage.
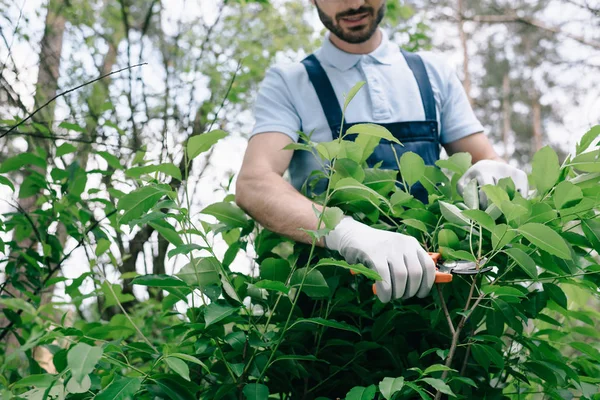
[186,130,228,160]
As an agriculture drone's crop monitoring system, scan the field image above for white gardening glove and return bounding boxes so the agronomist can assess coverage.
[457,159,529,209]
[324,216,436,303]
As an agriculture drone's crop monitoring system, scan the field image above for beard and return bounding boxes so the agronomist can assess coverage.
[315,1,386,44]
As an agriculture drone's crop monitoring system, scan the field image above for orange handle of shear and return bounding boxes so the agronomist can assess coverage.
[360,252,452,296]
[429,252,453,284]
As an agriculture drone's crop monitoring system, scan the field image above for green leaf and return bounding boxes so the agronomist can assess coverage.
[59,121,85,132]
[177,257,221,288]
[437,229,459,249]
[164,357,190,381]
[0,298,37,316]
[117,185,170,224]
[345,384,377,400]
[531,146,560,195]
[94,377,142,400]
[569,149,600,172]
[95,238,111,257]
[440,247,476,262]
[290,268,330,298]
[471,344,504,371]
[402,218,429,234]
[200,201,251,230]
[66,375,91,394]
[346,123,401,145]
[131,274,187,288]
[56,143,77,157]
[333,177,391,212]
[492,224,517,250]
[482,286,527,299]
[168,244,206,259]
[13,374,57,389]
[344,81,366,110]
[321,207,344,230]
[404,381,431,400]
[316,141,341,161]
[243,383,269,400]
[543,283,568,309]
[0,176,14,191]
[97,151,122,169]
[420,378,455,397]
[0,153,46,173]
[186,130,228,160]
[253,280,289,294]
[553,181,583,209]
[333,158,365,183]
[379,377,405,399]
[290,317,360,335]
[436,153,472,175]
[126,163,182,181]
[424,365,457,375]
[570,342,600,363]
[462,178,479,210]
[149,219,184,246]
[439,201,469,225]
[581,219,600,251]
[204,303,239,327]
[260,258,291,283]
[576,125,600,155]
[400,152,425,187]
[391,189,413,206]
[518,223,571,259]
[523,361,559,385]
[101,281,135,309]
[462,209,495,231]
[481,185,509,207]
[67,343,103,384]
[315,258,382,281]
[168,353,211,374]
[504,248,538,279]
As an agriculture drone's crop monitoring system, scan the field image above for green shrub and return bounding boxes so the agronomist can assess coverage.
[1,89,600,399]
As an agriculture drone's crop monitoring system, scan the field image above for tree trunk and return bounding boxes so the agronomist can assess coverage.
[1,0,67,365]
[502,73,511,157]
[457,0,473,105]
[32,0,67,140]
[532,93,543,152]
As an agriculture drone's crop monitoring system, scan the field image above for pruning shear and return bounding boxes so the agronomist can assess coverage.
[356,252,493,296]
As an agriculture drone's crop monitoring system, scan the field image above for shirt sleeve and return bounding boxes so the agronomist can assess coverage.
[250,66,301,142]
[420,52,485,145]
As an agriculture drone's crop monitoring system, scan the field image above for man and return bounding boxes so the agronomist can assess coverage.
[235,0,528,303]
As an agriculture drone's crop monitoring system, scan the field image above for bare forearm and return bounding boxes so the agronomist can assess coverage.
[235,172,327,247]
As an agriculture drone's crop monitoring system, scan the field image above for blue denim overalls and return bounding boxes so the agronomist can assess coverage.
[301,50,440,203]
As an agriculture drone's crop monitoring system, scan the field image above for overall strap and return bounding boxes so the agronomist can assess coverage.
[301,54,343,138]
[400,49,437,121]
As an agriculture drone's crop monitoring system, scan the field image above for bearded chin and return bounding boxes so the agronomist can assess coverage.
[316,2,386,44]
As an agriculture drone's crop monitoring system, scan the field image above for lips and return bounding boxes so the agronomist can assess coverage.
[340,13,369,26]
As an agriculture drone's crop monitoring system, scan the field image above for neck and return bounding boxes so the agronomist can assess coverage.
[328,29,382,54]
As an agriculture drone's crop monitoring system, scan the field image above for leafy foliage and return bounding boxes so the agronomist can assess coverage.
[2,108,600,398]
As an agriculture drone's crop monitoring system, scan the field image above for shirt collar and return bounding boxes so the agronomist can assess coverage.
[319,29,396,71]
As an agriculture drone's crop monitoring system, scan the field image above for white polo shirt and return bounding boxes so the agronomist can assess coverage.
[250,30,484,191]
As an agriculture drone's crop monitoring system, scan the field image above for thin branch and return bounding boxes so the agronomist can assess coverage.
[0,63,147,139]
[0,209,118,342]
[437,285,456,336]
[0,130,139,151]
[465,13,600,49]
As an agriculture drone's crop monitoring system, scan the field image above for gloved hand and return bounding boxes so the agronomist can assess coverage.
[324,216,436,303]
[457,159,529,209]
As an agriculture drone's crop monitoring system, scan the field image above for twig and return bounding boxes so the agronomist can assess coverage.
[0,63,147,139]
[434,288,486,400]
[437,285,456,336]
[0,209,118,342]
